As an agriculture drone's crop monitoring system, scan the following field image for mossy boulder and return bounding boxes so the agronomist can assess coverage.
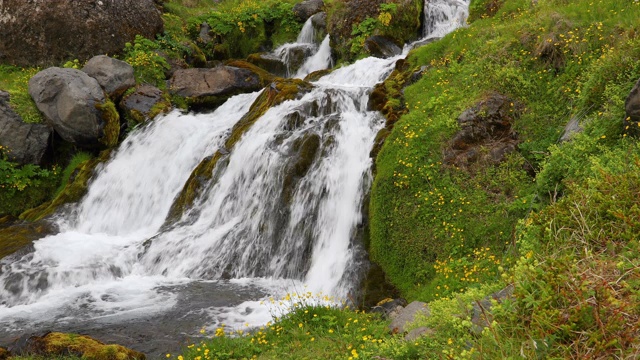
[20,150,112,221]
[225,60,277,87]
[29,67,119,149]
[0,217,58,260]
[7,332,145,360]
[120,85,172,125]
[166,78,313,222]
[169,66,263,110]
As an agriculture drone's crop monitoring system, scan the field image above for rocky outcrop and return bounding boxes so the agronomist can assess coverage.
[247,53,288,78]
[169,67,262,109]
[6,332,145,360]
[0,91,51,165]
[82,55,136,99]
[389,301,430,334]
[28,68,119,149]
[293,0,325,21]
[0,0,163,67]
[364,36,403,58]
[120,85,171,124]
[444,93,522,169]
[624,77,640,137]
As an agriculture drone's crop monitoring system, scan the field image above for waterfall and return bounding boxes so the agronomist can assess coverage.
[273,17,332,78]
[0,1,470,354]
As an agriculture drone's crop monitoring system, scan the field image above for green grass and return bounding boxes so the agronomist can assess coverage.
[0,65,43,123]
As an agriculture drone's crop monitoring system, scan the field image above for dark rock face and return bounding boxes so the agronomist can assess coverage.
[364,35,403,58]
[444,93,521,168]
[625,77,640,137]
[0,91,51,165]
[82,55,136,99]
[28,68,109,148]
[169,67,262,107]
[247,53,288,78]
[120,85,171,123]
[0,0,163,67]
[293,0,325,21]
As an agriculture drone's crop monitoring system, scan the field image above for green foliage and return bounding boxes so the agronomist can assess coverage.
[0,145,58,216]
[192,0,301,59]
[122,35,171,88]
[0,65,42,124]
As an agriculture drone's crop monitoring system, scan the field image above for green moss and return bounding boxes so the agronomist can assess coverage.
[41,332,145,360]
[20,150,112,221]
[0,219,57,259]
[95,100,121,148]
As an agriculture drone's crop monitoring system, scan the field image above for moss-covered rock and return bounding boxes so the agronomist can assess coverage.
[166,78,313,222]
[225,60,277,87]
[96,100,121,148]
[0,217,57,260]
[120,85,172,125]
[20,150,112,221]
[8,332,145,360]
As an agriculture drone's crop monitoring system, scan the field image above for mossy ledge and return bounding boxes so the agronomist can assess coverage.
[0,216,58,260]
[95,100,121,148]
[165,78,313,222]
[20,150,112,221]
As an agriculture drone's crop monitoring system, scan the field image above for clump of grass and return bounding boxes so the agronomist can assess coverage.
[0,65,42,123]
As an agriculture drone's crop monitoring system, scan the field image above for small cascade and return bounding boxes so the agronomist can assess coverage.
[293,35,333,79]
[273,17,331,77]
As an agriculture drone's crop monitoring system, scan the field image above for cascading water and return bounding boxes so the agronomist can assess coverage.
[422,0,470,39]
[273,17,332,78]
[0,1,469,356]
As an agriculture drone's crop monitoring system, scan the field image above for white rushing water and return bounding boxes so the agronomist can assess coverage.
[273,17,332,78]
[0,0,470,343]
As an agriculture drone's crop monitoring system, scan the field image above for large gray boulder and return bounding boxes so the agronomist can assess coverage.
[0,0,163,67]
[293,0,325,21]
[0,91,51,165]
[625,77,640,137]
[82,55,136,99]
[28,68,113,148]
[169,67,262,108]
[389,301,430,334]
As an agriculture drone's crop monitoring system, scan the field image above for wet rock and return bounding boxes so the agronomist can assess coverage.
[82,55,136,99]
[444,93,521,169]
[470,284,515,335]
[371,298,407,319]
[364,36,403,58]
[7,332,145,360]
[559,116,583,143]
[169,67,262,109]
[198,22,213,44]
[0,0,163,67]
[247,53,288,77]
[120,85,171,124]
[389,301,430,334]
[624,77,640,137]
[28,68,117,149]
[405,327,434,341]
[0,90,52,165]
[310,12,327,30]
[0,219,57,260]
[282,133,321,203]
[293,0,325,21]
